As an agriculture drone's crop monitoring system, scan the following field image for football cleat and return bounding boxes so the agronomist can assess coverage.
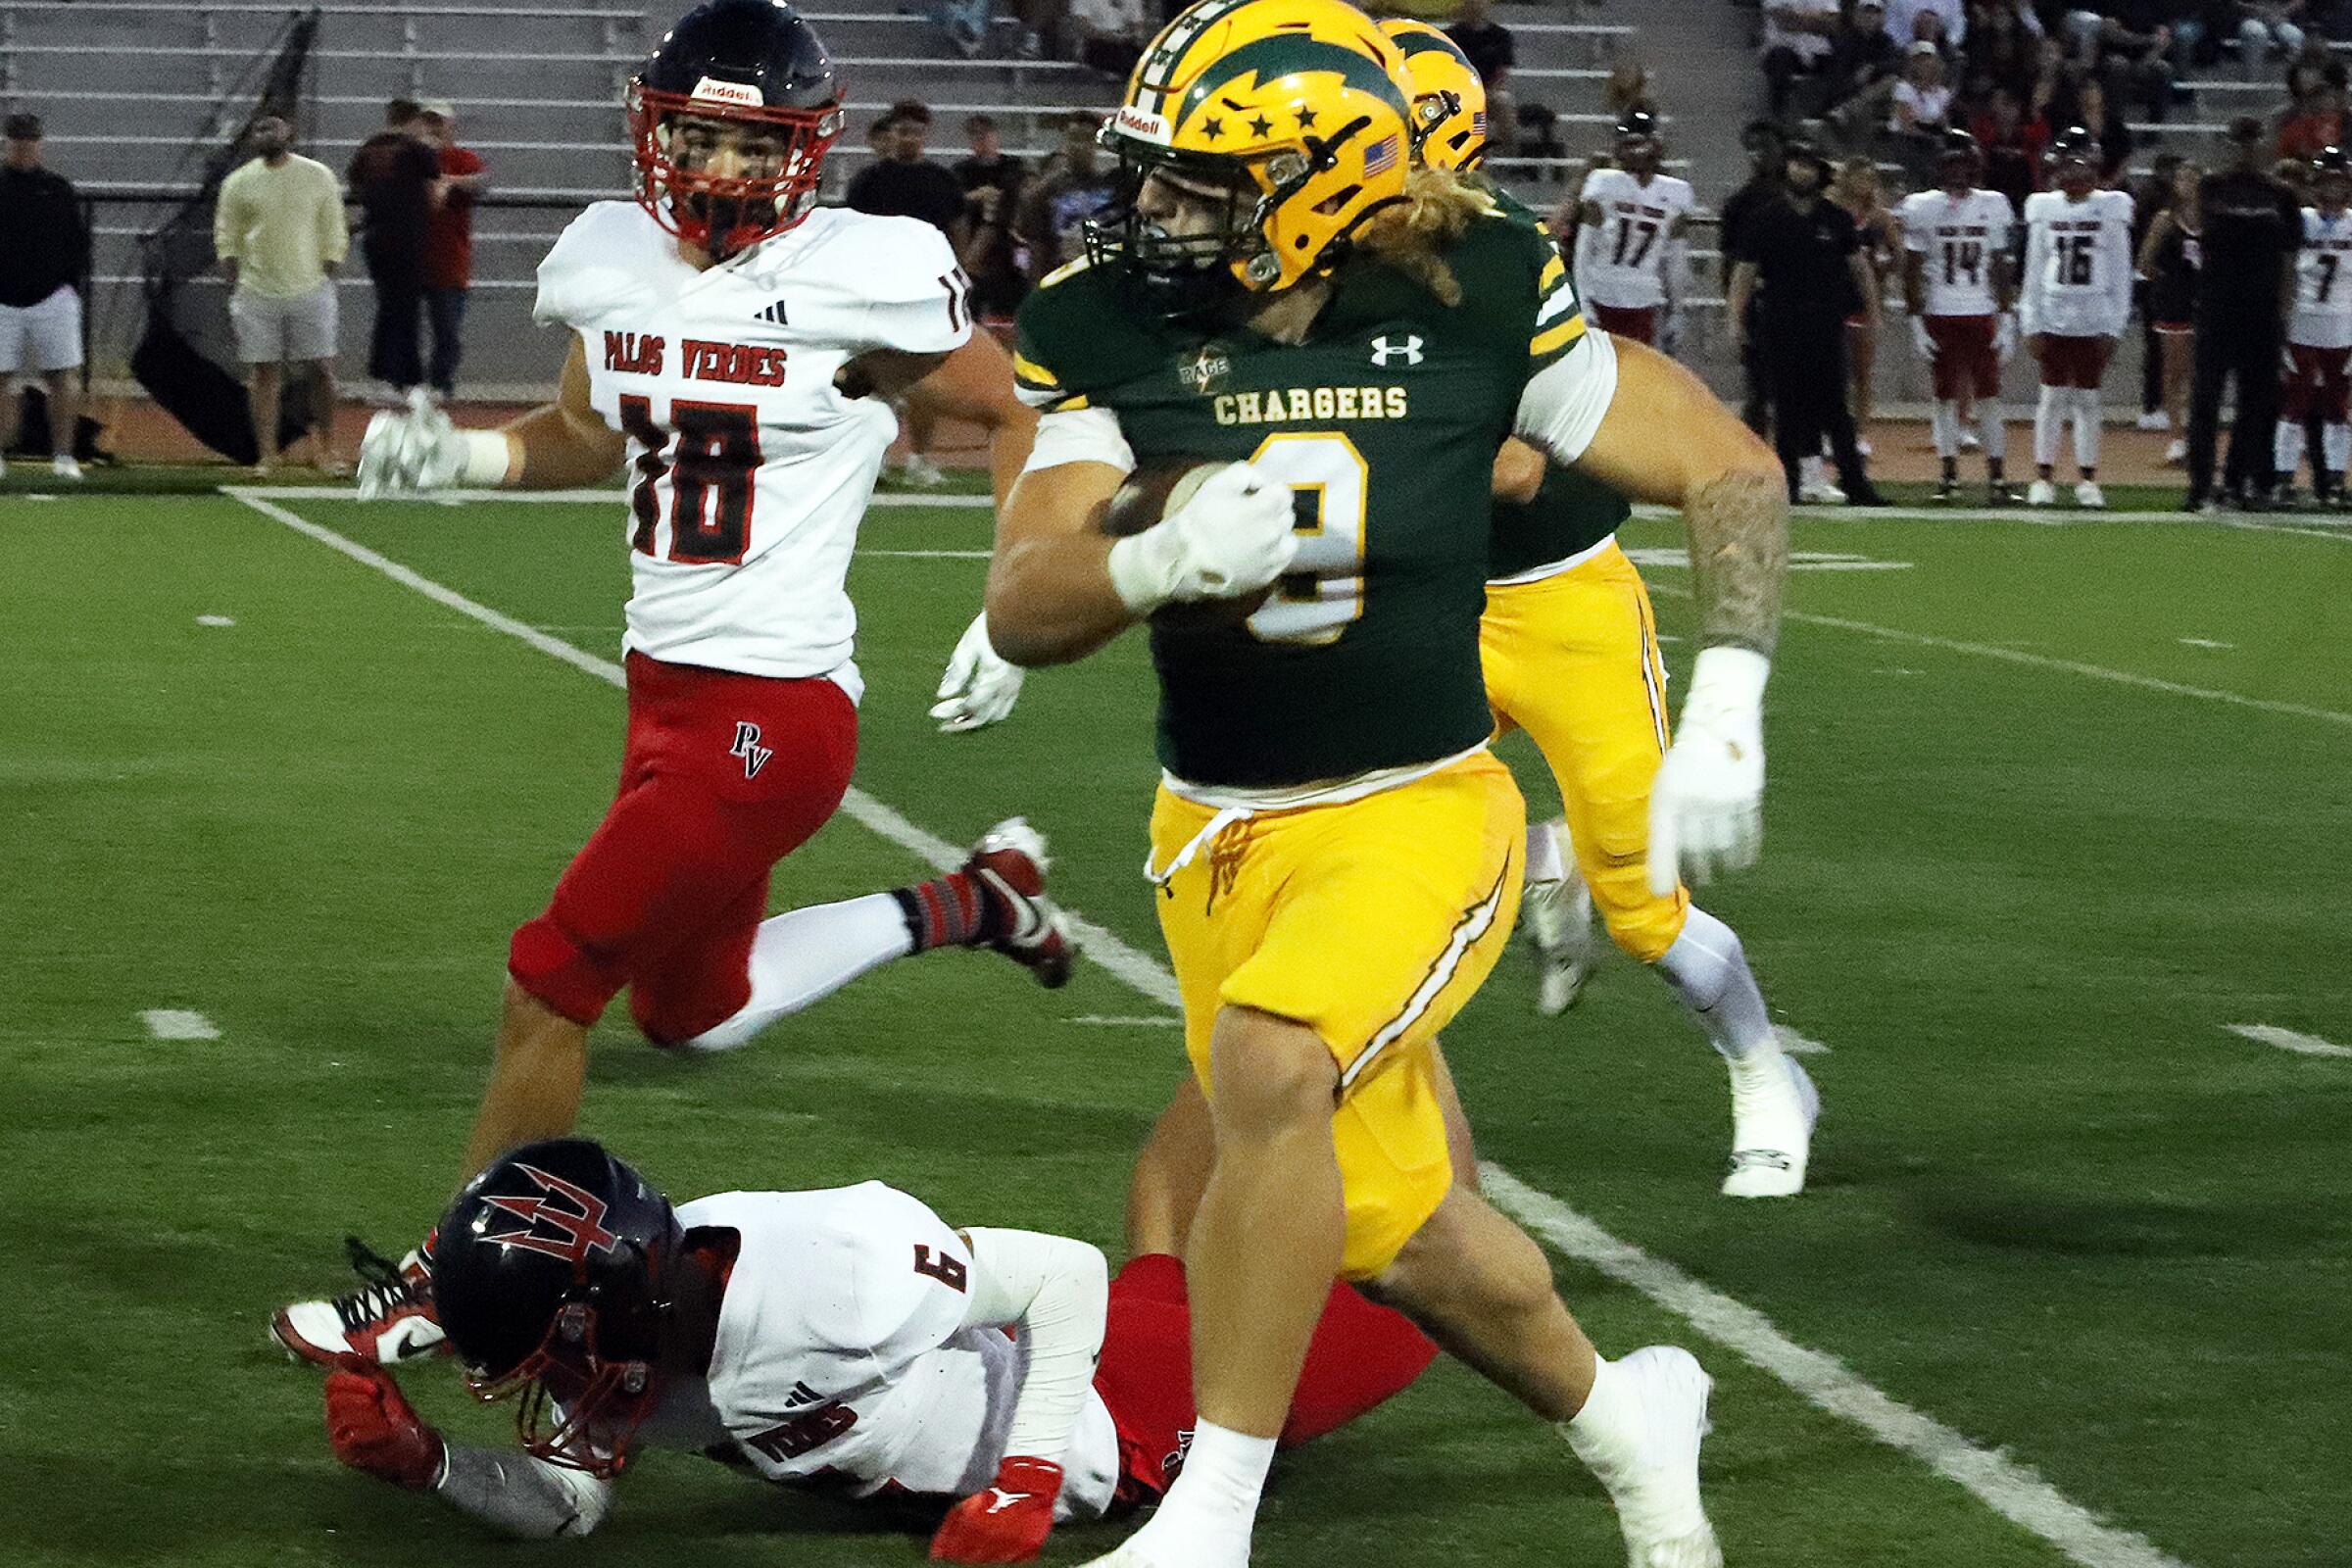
[1722,1051,1819,1199]
[1595,1347,1724,1568]
[1795,478,1847,506]
[2165,437,2188,466]
[272,1237,445,1366]
[2135,409,2170,431]
[2025,478,2057,507]
[964,816,1077,989]
[1933,477,1961,504]
[1523,871,1596,1016]
[2074,479,2106,510]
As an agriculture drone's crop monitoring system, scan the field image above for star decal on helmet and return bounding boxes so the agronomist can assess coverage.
[1202,116,1225,141]
[1296,107,1318,128]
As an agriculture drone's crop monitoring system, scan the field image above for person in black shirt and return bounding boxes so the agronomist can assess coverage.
[2185,116,2304,509]
[1446,0,1519,160]
[951,115,1025,321]
[347,99,442,397]
[1718,120,1788,436]
[1728,140,1886,506]
[0,112,89,479]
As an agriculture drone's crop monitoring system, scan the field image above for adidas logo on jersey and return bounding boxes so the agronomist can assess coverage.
[755,297,789,326]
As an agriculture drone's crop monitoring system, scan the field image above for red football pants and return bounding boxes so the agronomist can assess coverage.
[1094,1253,1439,1502]
[508,652,858,1044]
[2281,342,2352,421]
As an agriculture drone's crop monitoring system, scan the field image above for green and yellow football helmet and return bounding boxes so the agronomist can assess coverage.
[1093,0,1414,297]
[1378,17,1488,172]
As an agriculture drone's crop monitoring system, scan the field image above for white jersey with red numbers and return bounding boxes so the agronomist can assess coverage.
[2018,188,2135,339]
[2289,207,2352,349]
[1899,187,2019,318]
[631,1184,1120,1517]
[1573,168,1694,310]
[534,202,973,693]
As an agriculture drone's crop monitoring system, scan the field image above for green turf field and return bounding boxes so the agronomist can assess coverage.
[2,482,2347,1568]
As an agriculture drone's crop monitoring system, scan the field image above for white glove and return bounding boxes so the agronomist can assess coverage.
[1648,646,1769,895]
[357,389,513,499]
[931,612,1026,733]
[1995,313,2020,366]
[1105,461,1299,613]
[1908,315,1936,362]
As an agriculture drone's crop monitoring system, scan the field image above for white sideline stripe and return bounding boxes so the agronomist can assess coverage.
[2224,1023,2352,1058]
[1480,1167,2193,1568]
[227,485,996,509]
[864,549,993,559]
[1630,502,2352,536]
[1071,1014,1184,1028]
[1773,1025,1832,1055]
[232,487,2190,1568]
[196,614,237,627]
[140,1009,220,1041]
[2177,638,2234,650]
[1642,580,2352,730]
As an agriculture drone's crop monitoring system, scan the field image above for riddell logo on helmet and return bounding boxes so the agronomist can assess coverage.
[690,76,764,108]
[480,1165,623,1264]
[1114,105,1171,145]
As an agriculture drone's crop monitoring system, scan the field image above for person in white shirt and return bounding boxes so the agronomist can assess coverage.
[1888,0,1967,49]
[1900,127,2022,500]
[213,115,350,473]
[1761,0,1841,118]
[1888,40,1955,138]
[1571,110,1693,350]
[312,1138,1443,1560]
[2018,127,2134,508]
[2277,146,2352,504]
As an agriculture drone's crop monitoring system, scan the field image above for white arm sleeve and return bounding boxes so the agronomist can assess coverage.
[1022,406,1135,476]
[857,218,974,356]
[956,1228,1109,1465]
[434,1445,614,1539]
[1514,327,1621,466]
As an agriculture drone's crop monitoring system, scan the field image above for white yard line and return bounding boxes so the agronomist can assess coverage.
[1632,502,2352,538]
[1071,1014,1185,1028]
[230,486,2194,1568]
[230,485,995,509]
[196,614,237,627]
[2223,1023,2352,1058]
[139,1009,220,1041]
[2176,639,2234,650]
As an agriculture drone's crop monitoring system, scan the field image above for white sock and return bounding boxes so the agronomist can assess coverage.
[2072,389,2102,472]
[1139,1420,1274,1554]
[1978,402,2006,467]
[681,894,913,1053]
[2277,417,2306,482]
[2034,385,2063,467]
[2326,421,2350,476]
[1526,815,1568,884]
[1931,401,1959,458]
[1653,906,1777,1062]
[1560,1352,1642,1478]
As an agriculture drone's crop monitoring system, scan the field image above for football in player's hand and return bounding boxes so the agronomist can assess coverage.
[1099,458,1275,631]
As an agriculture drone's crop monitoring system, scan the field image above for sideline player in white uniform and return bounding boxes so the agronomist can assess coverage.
[1900,128,2021,501]
[2018,126,2133,509]
[2277,146,2352,505]
[276,0,1071,1364]
[1571,110,1693,351]
[313,1139,1443,1561]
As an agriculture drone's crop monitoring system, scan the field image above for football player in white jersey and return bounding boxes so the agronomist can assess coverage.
[315,1139,1441,1561]
[2277,147,2352,505]
[1571,110,1693,350]
[1900,128,2022,502]
[278,0,1074,1364]
[2018,126,2134,509]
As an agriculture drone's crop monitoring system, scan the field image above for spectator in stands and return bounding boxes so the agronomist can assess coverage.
[216,115,348,474]
[2278,60,2348,157]
[1889,40,1959,176]
[0,112,89,481]
[347,99,441,401]
[1890,0,1969,51]
[953,115,1026,322]
[1830,155,1901,445]
[1760,0,1842,119]
[417,100,485,401]
[2066,2,2180,122]
[2184,117,2302,508]
[1974,84,2051,209]
[1448,0,1521,160]
[2238,0,2311,63]
[1015,112,1118,283]
[1068,0,1151,78]
[2072,74,2134,177]
[1965,0,2044,99]
[1720,119,1788,435]
[1822,1,1909,132]
[849,101,970,246]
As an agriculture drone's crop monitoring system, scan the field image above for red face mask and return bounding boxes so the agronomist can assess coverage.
[466,1300,664,1478]
[627,83,844,259]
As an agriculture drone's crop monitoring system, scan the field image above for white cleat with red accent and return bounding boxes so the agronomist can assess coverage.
[271,1238,445,1366]
[963,816,1077,990]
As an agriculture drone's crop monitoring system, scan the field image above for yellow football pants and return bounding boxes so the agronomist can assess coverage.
[1481,542,1690,962]
[1148,752,1525,1278]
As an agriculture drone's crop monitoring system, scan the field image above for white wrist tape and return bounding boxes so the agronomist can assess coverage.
[1686,645,1771,715]
[459,429,515,487]
[1105,528,1181,614]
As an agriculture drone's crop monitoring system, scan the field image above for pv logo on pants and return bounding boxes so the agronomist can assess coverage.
[730,721,774,780]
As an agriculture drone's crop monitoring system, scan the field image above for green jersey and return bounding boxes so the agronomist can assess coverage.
[1015,209,1598,789]
[1487,185,1633,579]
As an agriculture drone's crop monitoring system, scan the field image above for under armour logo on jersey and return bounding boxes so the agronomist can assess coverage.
[1370,334,1425,368]
[730,721,774,780]
[478,1164,621,1264]
[754,297,789,326]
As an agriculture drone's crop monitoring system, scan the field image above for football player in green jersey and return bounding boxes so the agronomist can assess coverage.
[1386,19,1818,1198]
[984,1,1786,1562]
